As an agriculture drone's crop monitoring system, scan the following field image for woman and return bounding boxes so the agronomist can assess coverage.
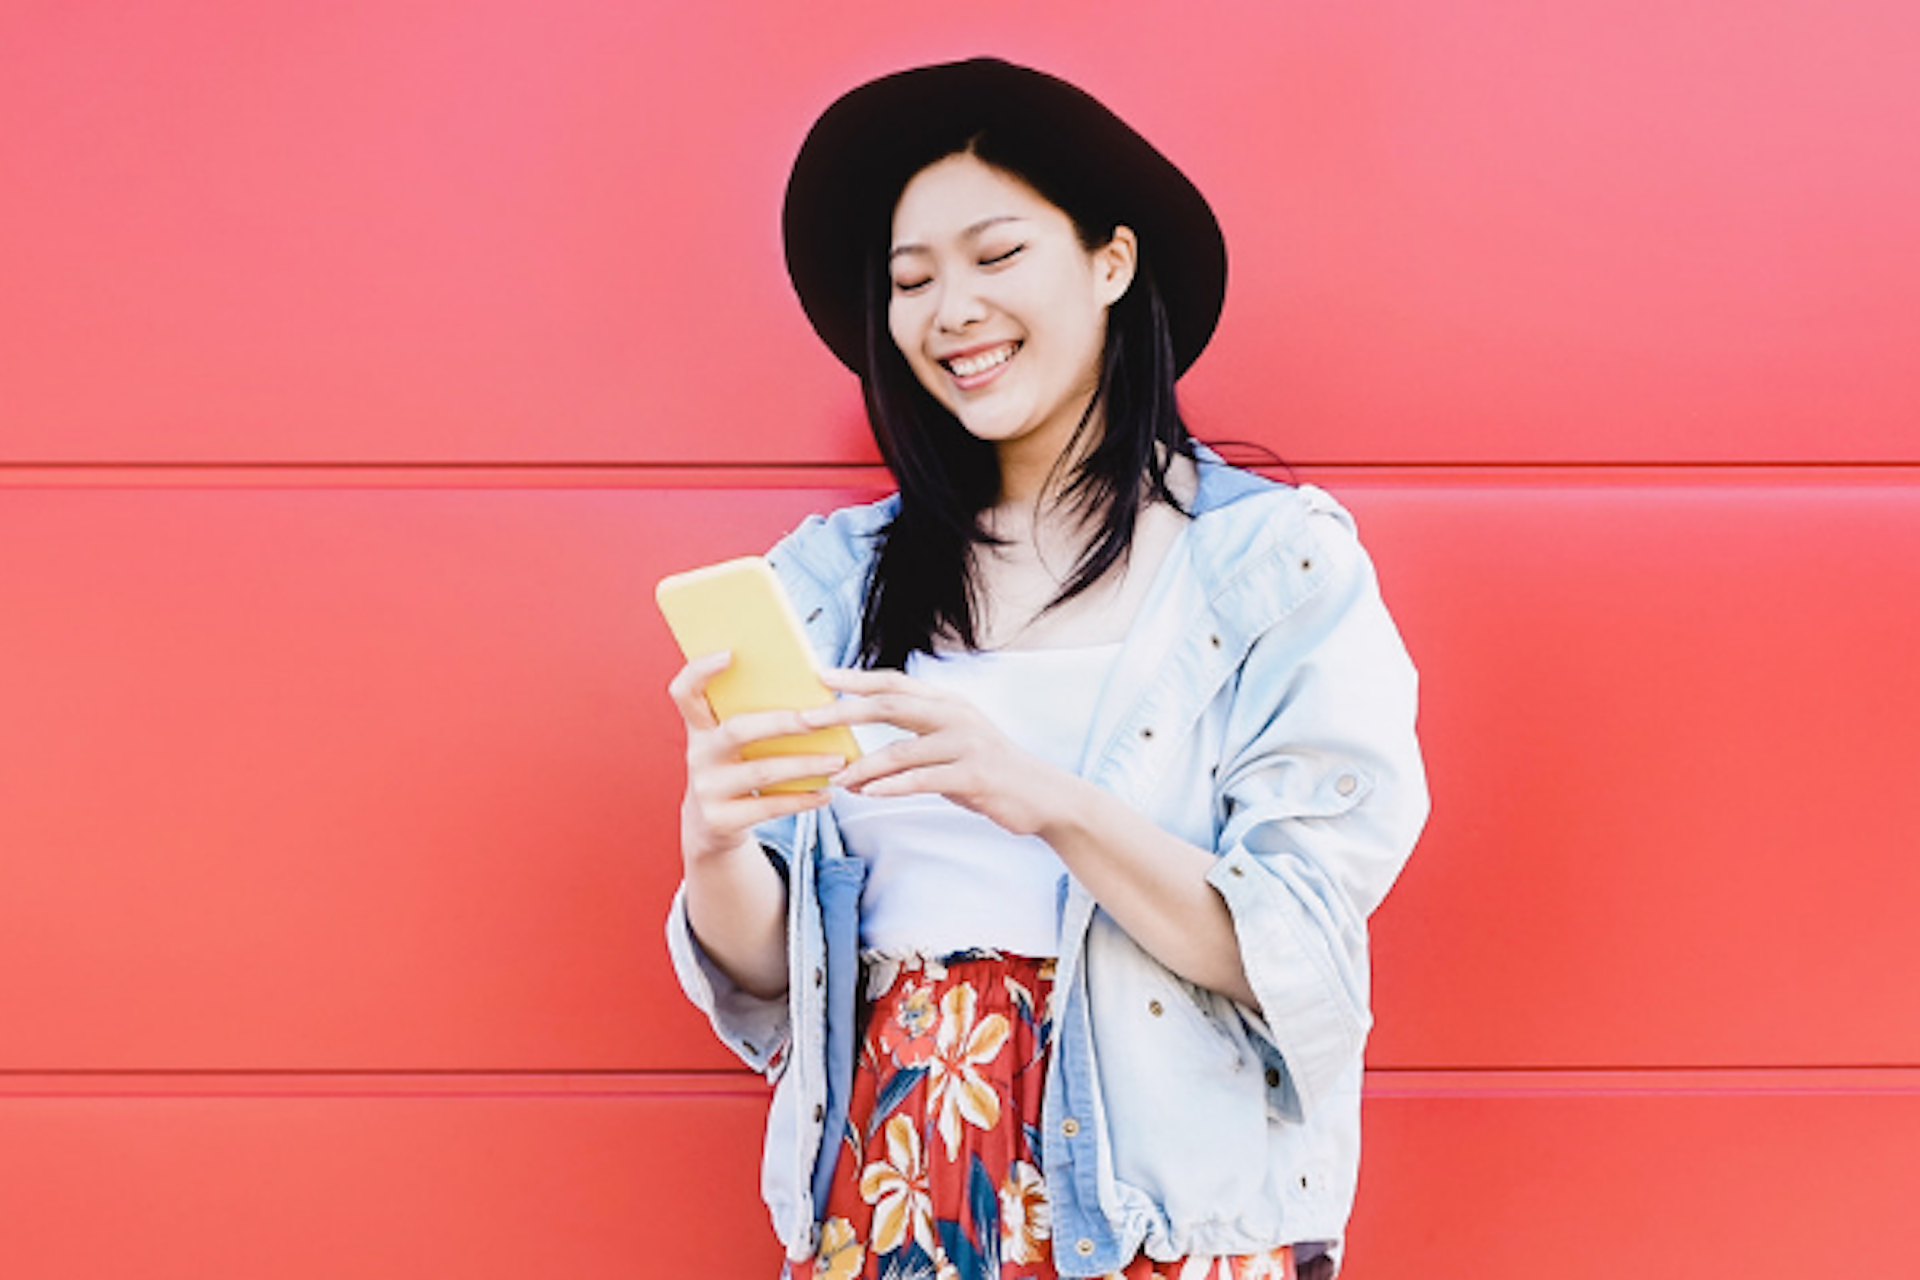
[666,58,1427,1280]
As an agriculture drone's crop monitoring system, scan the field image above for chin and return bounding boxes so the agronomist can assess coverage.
[955,418,1028,446]
[951,397,1043,439]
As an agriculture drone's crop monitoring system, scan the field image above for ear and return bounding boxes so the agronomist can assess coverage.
[1092,225,1138,307]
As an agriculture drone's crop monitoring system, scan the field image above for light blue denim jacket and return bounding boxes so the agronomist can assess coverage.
[666,453,1428,1276]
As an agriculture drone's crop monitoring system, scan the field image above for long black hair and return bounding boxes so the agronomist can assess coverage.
[856,133,1196,670]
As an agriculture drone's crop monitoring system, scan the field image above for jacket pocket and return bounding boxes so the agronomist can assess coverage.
[1160,972,1252,1075]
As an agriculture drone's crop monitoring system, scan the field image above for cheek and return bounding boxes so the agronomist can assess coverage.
[879,301,940,397]
[1043,292,1109,380]
[887,300,949,398]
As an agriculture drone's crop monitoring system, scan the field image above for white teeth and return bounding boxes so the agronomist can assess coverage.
[946,343,1016,377]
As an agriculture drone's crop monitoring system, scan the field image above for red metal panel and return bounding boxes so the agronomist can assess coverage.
[1345,476,1920,1068]
[4,1073,1915,1278]
[1352,1073,1920,1277]
[0,1080,777,1280]
[2,478,1916,1074]
[3,0,1916,464]
[0,483,873,1071]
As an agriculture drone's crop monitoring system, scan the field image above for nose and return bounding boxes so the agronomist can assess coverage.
[932,274,987,334]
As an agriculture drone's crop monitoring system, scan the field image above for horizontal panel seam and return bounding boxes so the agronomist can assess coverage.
[1367,1066,1920,1099]
[5,1066,1919,1100]
[3,459,1920,492]
[0,1070,770,1100]
[3,460,1918,470]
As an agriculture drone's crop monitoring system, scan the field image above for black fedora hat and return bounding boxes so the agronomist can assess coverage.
[781,57,1227,378]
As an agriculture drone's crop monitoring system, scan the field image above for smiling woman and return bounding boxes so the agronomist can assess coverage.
[885,154,1136,499]
[662,58,1428,1280]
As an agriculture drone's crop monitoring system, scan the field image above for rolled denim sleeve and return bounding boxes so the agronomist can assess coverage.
[1205,504,1429,1112]
[664,885,790,1077]
[661,817,803,1080]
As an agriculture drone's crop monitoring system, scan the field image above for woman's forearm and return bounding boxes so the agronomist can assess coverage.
[682,832,790,1000]
[1035,772,1259,1009]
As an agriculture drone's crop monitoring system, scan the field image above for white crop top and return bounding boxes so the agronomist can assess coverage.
[830,643,1121,957]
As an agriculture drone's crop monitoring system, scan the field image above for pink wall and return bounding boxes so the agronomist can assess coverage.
[4,3,1917,1275]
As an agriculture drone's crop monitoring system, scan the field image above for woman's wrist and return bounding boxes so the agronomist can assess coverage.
[1028,769,1107,848]
[683,824,760,870]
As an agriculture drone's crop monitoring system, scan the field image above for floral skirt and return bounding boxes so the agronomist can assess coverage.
[791,951,1299,1280]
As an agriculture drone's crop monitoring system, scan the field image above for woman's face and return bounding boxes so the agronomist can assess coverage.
[887,153,1136,474]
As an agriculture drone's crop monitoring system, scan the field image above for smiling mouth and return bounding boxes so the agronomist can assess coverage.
[941,342,1019,381]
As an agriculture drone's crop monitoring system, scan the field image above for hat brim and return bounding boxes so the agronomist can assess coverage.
[782,58,1226,379]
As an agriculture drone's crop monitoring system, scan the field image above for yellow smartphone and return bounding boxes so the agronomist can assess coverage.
[655,555,860,793]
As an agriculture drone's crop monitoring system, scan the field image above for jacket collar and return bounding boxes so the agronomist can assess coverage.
[1188,442,1280,517]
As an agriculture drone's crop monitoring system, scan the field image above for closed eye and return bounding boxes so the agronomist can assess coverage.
[980,245,1024,268]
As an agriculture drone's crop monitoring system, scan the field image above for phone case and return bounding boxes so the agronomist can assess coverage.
[655,555,861,793]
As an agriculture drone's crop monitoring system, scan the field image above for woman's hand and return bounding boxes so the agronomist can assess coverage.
[807,666,1070,838]
[668,650,847,866]
[667,650,843,1000]
[812,664,1259,1009]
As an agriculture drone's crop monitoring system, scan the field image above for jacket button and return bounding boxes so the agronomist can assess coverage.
[1060,1117,1081,1138]
[813,966,825,987]
[1140,726,1154,740]
[1075,1239,1095,1257]
[813,1104,824,1124]
[1336,774,1358,797]
[1148,999,1164,1017]
[1209,634,1222,648]
[1229,866,1245,878]
[1265,1067,1282,1089]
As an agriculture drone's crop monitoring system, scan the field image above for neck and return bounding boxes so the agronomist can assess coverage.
[994,396,1103,511]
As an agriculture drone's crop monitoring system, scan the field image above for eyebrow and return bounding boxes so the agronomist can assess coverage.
[888,214,1029,262]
